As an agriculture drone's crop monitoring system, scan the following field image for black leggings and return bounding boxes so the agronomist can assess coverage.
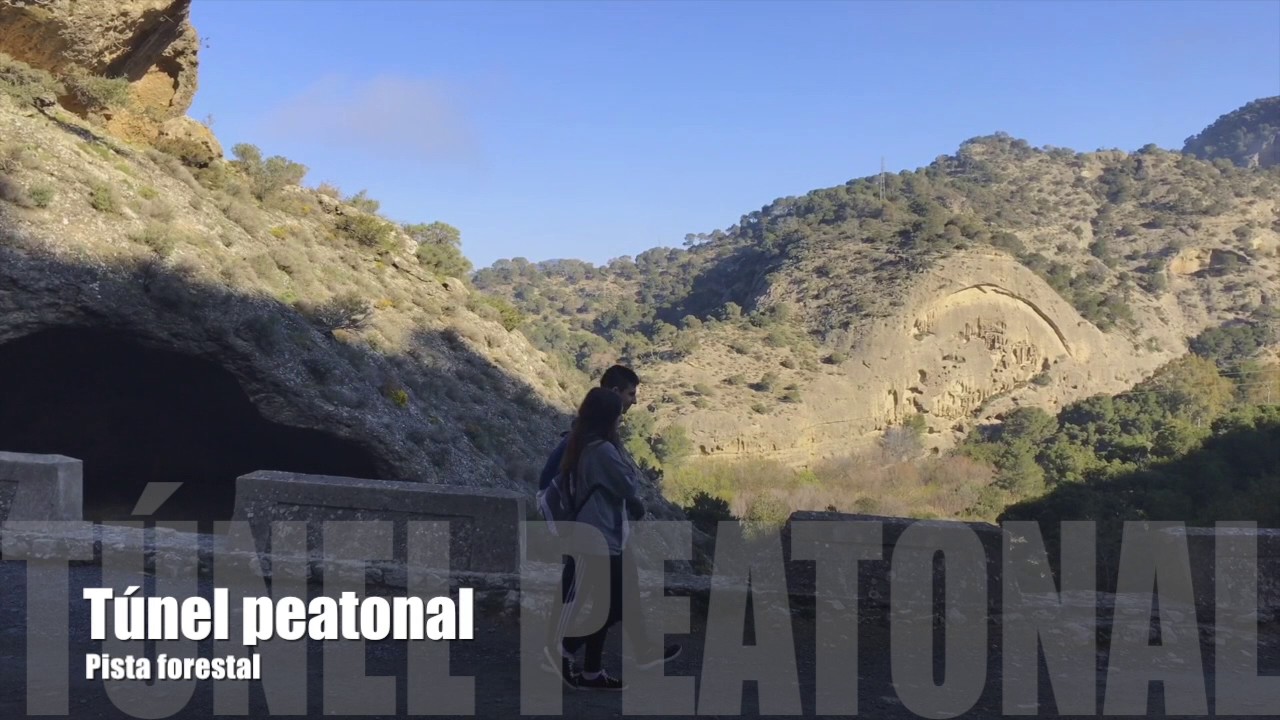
[560,554,628,674]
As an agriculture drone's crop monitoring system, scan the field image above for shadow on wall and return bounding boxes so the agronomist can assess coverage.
[0,231,575,529]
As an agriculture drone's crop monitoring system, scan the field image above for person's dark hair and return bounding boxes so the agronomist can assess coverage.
[560,387,625,494]
[600,364,639,391]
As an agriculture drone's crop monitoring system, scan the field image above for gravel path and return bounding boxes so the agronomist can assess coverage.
[0,559,1276,718]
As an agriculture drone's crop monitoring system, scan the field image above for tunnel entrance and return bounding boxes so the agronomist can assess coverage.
[0,326,382,529]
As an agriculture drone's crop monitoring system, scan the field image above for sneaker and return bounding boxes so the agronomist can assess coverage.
[542,645,581,690]
[577,670,626,691]
[634,643,682,670]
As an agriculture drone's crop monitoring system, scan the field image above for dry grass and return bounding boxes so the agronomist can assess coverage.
[663,449,995,531]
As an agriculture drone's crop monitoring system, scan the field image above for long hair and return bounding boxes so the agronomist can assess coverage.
[560,387,624,498]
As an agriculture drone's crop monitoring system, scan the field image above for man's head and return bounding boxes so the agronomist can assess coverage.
[599,364,640,413]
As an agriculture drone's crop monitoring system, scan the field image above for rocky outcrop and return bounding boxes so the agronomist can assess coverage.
[1242,133,1278,170]
[650,249,1198,464]
[154,115,221,167]
[1182,95,1280,169]
[0,0,200,144]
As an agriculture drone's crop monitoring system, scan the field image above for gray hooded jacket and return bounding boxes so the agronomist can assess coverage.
[572,438,641,555]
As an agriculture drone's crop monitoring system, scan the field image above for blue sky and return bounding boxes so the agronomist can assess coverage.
[188,0,1280,270]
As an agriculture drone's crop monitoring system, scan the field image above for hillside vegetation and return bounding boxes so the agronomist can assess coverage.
[474,96,1280,528]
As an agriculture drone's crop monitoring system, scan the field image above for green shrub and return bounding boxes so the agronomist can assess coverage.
[416,241,473,278]
[903,413,928,436]
[468,294,523,331]
[0,143,29,174]
[299,291,373,334]
[63,71,132,112]
[752,371,779,392]
[193,161,233,192]
[1189,321,1273,368]
[28,184,53,208]
[345,189,381,213]
[130,222,179,258]
[0,52,64,106]
[381,383,409,408]
[88,181,118,213]
[335,212,393,247]
[764,327,790,348]
[741,493,791,537]
[230,143,308,201]
[652,424,693,467]
[137,196,175,222]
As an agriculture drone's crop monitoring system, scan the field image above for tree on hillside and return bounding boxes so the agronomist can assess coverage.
[230,143,308,201]
[652,424,693,468]
[407,221,473,278]
[1139,355,1237,426]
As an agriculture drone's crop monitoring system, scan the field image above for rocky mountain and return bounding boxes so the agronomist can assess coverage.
[1183,96,1280,170]
[0,6,701,524]
[476,102,1280,474]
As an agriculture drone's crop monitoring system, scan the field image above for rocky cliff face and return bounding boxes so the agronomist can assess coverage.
[0,0,203,146]
[640,249,1189,464]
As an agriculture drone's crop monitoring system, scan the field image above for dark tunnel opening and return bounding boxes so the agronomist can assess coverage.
[0,326,382,529]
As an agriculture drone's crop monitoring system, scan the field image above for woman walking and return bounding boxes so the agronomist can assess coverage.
[550,386,679,690]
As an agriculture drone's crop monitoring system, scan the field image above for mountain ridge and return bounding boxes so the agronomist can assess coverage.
[474,103,1280,471]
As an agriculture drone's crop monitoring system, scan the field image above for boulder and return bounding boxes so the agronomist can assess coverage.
[154,115,222,167]
[0,0,201,144]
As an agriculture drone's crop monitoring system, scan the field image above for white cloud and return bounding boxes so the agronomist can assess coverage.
[256,74,483,165]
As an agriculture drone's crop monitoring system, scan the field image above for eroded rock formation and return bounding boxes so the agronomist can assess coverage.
[0,0,201,144]
[660,250,1190,464]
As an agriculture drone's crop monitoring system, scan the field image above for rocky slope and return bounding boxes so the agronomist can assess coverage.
[0,95,581,493]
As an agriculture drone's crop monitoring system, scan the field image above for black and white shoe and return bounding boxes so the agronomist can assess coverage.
[542,645,581,690]
[577,670,626,691]
[635,643,682,670]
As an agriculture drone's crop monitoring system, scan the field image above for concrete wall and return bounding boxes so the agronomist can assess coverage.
[0,451,82,524]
